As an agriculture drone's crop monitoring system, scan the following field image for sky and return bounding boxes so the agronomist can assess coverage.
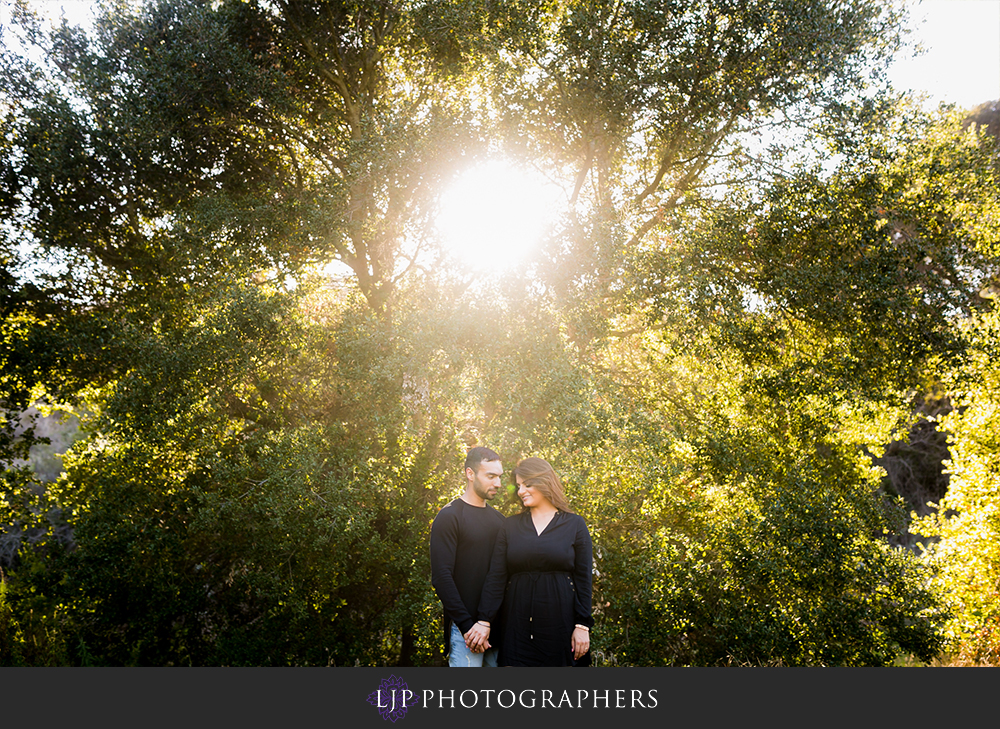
[6,0,1000,109]
[887,0,1000,108]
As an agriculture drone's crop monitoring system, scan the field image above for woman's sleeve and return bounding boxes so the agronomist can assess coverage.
[477,520,510,623]
[572,515,594,628]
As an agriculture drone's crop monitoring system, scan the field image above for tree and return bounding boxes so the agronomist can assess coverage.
[2,0,972,666]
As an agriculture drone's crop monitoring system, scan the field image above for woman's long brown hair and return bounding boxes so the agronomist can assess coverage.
[512,457,574,514]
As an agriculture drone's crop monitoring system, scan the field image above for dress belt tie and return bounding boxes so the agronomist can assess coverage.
[516,571,572,640]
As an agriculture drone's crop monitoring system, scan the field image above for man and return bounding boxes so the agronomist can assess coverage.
[430,446,505,667]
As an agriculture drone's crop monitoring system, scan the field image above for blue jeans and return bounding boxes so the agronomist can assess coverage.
[449,623,498,667]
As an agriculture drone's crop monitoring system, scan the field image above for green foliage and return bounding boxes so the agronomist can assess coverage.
[550,336,946,665]
[692,408,944,665]
[1,281,455,665]
[913,307,1000,665]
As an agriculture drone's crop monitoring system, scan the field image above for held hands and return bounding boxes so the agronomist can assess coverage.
[571,625,590,661]
[466,621,589,658]
[465,622,491,654]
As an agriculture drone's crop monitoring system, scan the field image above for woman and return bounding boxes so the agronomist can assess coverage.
[475,457,594,666]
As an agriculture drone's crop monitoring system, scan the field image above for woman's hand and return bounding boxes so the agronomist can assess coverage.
[571,625,590,660]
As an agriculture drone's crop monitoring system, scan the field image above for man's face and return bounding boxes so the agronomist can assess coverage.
[468,460,503,501]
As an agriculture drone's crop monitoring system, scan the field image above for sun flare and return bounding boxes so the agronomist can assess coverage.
[435,160,562,270]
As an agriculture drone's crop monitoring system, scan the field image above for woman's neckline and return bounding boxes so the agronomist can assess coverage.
[528,508,559,536]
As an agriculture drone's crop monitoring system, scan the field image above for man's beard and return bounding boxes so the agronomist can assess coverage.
[473,481,496,501]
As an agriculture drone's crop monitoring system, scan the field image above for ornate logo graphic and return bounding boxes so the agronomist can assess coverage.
[367,675,420,722]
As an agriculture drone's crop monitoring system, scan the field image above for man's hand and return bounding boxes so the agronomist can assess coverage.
[465,622,491,653]
[571,626,590,661]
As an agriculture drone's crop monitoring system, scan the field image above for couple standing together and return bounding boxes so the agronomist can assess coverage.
[430,447,593,667]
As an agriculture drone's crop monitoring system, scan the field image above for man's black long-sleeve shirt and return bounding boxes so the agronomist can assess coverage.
[430,498,505,638]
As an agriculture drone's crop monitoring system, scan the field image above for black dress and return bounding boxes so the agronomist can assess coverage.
[477,510,594,666]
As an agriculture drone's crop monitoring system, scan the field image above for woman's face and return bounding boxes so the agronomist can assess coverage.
[516,476,552,510]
